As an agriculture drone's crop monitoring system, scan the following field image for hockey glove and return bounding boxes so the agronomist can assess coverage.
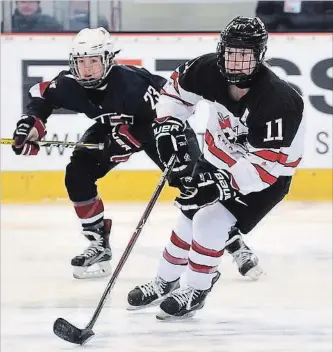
[175,170,238,211]
[153,117,192,172]
[109,124,142,162]
[12,115,46,156]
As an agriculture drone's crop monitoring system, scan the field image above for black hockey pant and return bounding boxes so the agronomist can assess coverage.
[65,123,201,203]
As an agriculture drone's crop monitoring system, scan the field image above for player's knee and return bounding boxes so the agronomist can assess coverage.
[65,162,98,202]
[64,161,90,196]
[173,211,193,243]
[192,202,237,239]
[65,162,78,189]
[192,205,214,229]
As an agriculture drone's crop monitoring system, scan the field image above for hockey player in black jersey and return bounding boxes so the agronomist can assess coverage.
[11,27,200,279]
[128,16,304,320]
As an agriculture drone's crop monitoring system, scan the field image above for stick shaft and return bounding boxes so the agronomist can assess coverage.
[0,138,103,150]
[86,154,177,330]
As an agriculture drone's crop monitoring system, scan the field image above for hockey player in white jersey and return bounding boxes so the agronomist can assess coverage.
[127,16,304,319]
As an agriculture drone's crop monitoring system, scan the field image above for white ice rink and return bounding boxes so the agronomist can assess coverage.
[1,201,332,352]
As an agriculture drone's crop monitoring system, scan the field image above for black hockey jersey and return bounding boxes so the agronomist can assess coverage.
[26,65,167,144]
[157,53,304,195]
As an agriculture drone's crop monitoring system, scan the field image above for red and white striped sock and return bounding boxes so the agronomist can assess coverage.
[186,240,224,290]
[157,213,193,282]
[73,196,104,231]
[185,202,237,290]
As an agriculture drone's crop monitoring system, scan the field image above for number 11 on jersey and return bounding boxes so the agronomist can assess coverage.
[264,118,283,142]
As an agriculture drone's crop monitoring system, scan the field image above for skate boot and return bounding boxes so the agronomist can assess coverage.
[127,276,180,310]
[225,227,263,280]
[156,271,221,321]
[71,219,112,279]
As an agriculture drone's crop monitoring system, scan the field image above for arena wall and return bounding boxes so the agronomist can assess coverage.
[1,33,332,202]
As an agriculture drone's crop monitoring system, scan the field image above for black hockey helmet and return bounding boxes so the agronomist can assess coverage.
[217,16,268,87]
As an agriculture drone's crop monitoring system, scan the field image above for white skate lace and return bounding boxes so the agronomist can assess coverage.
[82,238,104,258]
[232,248,254,267]
[140,278,167,297]
[172,287,200,310]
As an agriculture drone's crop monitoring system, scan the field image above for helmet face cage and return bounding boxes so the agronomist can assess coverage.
[69,51,115,89]
[217,16,268,87]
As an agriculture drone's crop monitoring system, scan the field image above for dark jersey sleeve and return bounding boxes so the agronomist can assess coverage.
[126,81,160,125]
[248,88,304,149]
[156,53,220,123]
[227,102,304,195]
[122,67,166,122]
[229,91,304,194]
[177,53,220,102]
[25,70,70,122]
[133,66,167,92]
[248,107,303,149]
[113,67,166,144]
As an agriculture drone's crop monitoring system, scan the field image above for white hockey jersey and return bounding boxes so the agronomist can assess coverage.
[156,53,304,195]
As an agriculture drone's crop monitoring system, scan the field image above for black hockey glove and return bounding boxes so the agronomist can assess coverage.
[109,124,142,162]
[153,117,192,172]
[12,115,46,156]
[175,170,238,211]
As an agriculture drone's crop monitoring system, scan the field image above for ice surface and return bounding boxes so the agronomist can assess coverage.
[1,201,332,352]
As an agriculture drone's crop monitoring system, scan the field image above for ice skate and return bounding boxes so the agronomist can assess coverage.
[71,219,112,279]
[226,228,263,280]
[156,271,220,321]
[127,276,180,310]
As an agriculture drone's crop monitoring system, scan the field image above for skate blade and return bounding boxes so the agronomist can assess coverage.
[246,265,265,281]
[73,261,112,280]
[156,309,196,321]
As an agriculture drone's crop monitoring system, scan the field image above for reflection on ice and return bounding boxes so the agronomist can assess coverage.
[1,202,332,352]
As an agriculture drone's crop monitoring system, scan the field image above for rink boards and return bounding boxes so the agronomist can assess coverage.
[0,33,332,202]
[1,168,331,202]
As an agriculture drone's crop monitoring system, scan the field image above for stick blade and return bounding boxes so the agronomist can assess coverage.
[53,318,94,345]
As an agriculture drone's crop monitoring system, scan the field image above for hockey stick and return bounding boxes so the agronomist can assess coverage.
[0,138,104,150]
[53,154,177,345]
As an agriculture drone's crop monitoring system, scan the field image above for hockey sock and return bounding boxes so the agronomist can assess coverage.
[157,212,193,282]
[73,196,104,231]
[185,202,237,290]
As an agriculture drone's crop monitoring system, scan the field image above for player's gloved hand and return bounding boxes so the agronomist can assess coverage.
[153,117,192,172]
[175,170,238,210]
[109,124,142,162]
[12,115,46,156]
